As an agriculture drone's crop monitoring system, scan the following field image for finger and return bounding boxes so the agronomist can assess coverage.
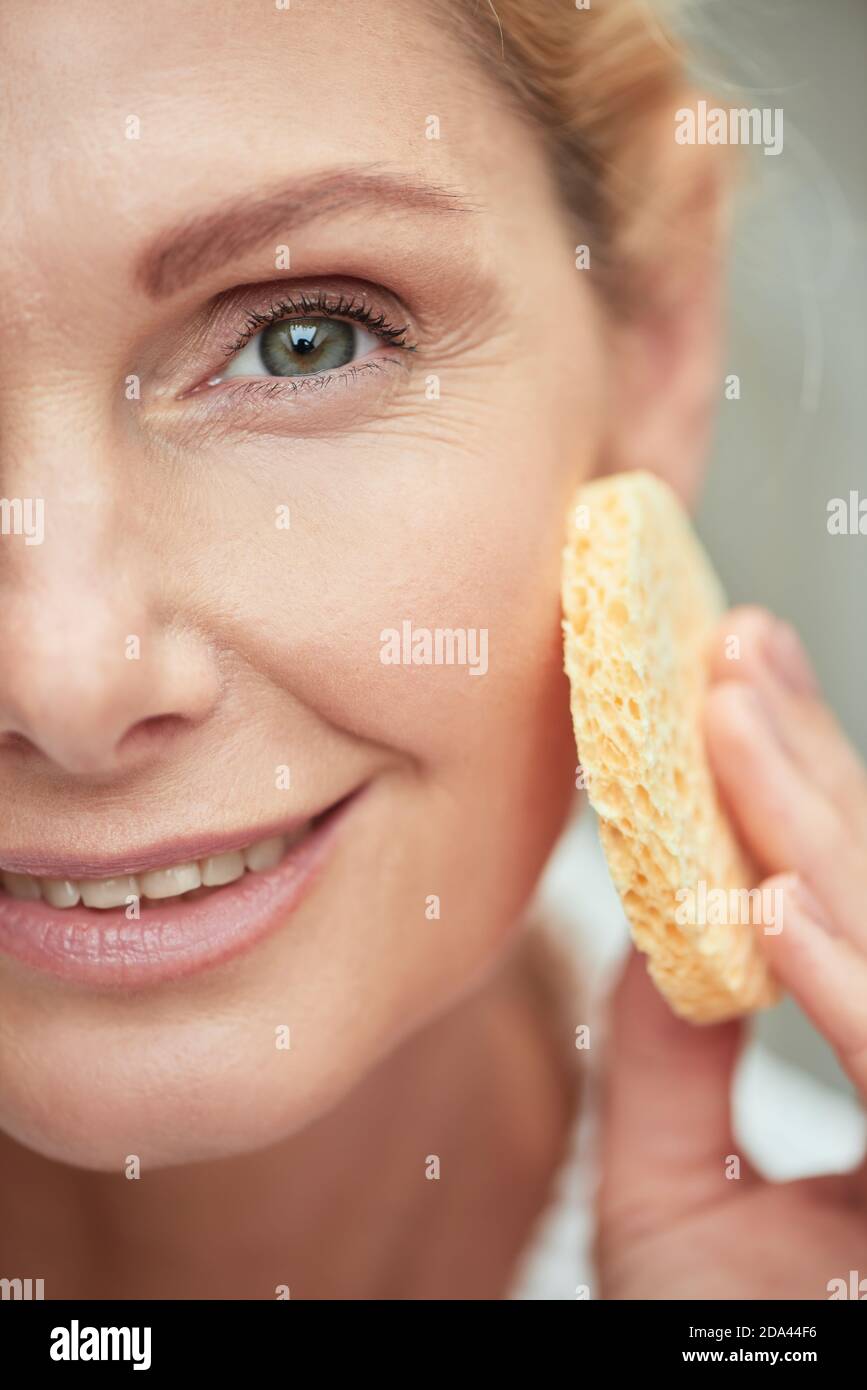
[597,948,755,1249]
[708,606,867,834]
[706,680,867,948]
[758,873,867,1101]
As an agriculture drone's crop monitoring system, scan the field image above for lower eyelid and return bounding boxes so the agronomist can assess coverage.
[163,356,411,443]
[203,357,401,400]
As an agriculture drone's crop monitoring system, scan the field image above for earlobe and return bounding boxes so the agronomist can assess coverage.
[600,108,734,509]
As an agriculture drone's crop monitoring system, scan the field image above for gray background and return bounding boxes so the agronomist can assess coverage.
[682,0,866,1090]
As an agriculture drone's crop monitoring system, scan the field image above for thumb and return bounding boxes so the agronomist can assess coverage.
[597,948,755,1246]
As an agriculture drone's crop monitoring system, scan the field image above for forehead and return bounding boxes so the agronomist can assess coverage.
[0,0,510,237]
[1,0,463,141]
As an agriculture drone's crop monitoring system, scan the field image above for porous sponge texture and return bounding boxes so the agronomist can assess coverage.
[561,471,779,1023]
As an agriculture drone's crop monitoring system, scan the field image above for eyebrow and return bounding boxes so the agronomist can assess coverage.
[135,167,475,300]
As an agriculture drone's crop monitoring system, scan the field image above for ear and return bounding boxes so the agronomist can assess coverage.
[601,104,734,509]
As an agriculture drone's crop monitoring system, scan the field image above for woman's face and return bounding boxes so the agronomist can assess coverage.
[0,0,609,1168]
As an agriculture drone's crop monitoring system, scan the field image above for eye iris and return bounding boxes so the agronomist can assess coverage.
[259,317,355,376]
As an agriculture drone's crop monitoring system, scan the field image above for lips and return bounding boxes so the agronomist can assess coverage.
[0,790,361,988]
[0,826,311,910]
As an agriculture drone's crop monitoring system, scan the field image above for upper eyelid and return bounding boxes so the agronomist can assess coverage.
[220,290,418,360]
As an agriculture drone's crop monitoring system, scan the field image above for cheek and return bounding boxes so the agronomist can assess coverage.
[0,410,590,1176]
[183,313,606,764]
[44,293,598,1167]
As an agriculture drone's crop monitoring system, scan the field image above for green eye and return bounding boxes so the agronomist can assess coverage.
[222,315,378,380]
[260,319,355,375]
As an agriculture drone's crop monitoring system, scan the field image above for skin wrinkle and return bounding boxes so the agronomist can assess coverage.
[5,0,854,1311]
[0,0,721,1298]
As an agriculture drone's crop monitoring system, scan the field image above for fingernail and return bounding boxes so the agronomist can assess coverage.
[766,621,818,696]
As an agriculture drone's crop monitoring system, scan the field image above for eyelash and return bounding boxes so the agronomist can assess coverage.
[210,359,393,402]
[223,290,417,360]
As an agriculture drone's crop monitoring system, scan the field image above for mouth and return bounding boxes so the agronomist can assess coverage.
[0,789,363,988]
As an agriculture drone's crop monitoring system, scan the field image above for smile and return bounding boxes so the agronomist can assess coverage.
[0,789,362,988]
[1,826,312,910]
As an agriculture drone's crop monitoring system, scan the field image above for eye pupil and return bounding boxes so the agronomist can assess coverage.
[288,323,318,353]
[260,316,355,377]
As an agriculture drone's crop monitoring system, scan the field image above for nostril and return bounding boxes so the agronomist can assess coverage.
[0,730,39,755]
[118,713,190,754]
[0,628,220,775]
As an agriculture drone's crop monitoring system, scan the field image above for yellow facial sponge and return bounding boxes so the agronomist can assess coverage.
[561,471,779,1023]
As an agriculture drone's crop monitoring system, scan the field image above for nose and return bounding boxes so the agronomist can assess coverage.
[0,601,219,778]
[0,489,220,782]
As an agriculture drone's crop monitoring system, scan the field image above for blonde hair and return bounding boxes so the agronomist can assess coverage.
[444,0,705,309]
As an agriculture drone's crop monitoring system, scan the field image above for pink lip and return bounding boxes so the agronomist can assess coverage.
[0,813,322,880]
[0,791,361,989]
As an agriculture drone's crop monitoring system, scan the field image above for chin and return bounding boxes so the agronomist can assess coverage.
[0,1002,377,1172]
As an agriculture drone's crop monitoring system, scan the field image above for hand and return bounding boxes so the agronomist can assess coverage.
[595,606,867,1299]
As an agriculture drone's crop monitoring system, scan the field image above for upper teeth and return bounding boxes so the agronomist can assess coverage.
[0,827,310,911]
